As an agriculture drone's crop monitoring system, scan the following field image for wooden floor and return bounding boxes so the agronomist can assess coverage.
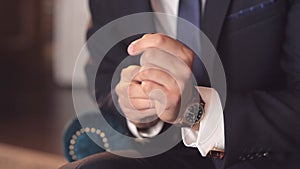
[0,53,76,156]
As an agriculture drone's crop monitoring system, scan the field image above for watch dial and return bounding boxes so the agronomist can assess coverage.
[185,111,197,123]
[184,104,203,124]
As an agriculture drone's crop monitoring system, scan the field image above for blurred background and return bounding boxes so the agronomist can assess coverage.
[0,0,91,168]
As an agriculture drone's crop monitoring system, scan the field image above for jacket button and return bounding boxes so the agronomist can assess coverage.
[263,152,269,157]
[246,154,252,159]
[256,153,262,158]
[238,156,246,161]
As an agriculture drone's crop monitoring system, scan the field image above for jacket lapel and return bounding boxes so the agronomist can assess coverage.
[201,0,232,47]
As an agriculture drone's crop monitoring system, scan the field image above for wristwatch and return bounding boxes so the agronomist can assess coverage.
[180,99,205,130]
[182,100,225,159]
[180,92,225,159]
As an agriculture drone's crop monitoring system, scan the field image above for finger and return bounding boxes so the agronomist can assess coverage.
[140,80,167,98]
[116,65,142,97]
[118,95,152,111]
[120,65,142,82]
[115,82,128,97]
[140,79,180,115]
[128,34,193,67]
[141,81,169,111]
[127,83,148,99]
[120,96,155,111]
[140,48,192,81]
[129,98,155,110]
[116,81,165,110]
[133,68,178,91]
[116,80,147,98]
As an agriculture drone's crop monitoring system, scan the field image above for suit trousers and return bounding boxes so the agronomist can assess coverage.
[60,141,217,169]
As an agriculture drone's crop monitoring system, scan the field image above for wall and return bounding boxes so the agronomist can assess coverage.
[53,0,90,87]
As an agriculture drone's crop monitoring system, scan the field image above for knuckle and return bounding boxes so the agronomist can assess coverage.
[142,33,151,39]
[116,83,128,96]
[184,47,194,58]
[115,84,121,95]
[121,66,138,79]
[153,34,166,46]
[120,68,127,78]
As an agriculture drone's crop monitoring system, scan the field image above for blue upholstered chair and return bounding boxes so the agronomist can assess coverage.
[62,112,130,162]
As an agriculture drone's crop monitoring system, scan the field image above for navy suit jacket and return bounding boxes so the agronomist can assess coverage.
[85,0,300,168]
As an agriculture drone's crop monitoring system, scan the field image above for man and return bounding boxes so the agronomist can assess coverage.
[61,0,300,168]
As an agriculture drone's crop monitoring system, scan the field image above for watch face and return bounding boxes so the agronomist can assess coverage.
[184,103,203,125]
[185,111,198,124]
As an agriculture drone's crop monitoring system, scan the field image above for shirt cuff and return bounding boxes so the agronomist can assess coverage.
[182,87,225,156]
[127,120,164,138]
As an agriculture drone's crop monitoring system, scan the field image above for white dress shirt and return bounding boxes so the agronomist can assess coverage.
[127,0,225,157]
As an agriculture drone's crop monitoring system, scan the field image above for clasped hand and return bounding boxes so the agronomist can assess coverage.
[115,34,198,128]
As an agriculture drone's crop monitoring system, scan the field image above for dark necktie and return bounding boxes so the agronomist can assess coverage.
[177,0,204,85]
